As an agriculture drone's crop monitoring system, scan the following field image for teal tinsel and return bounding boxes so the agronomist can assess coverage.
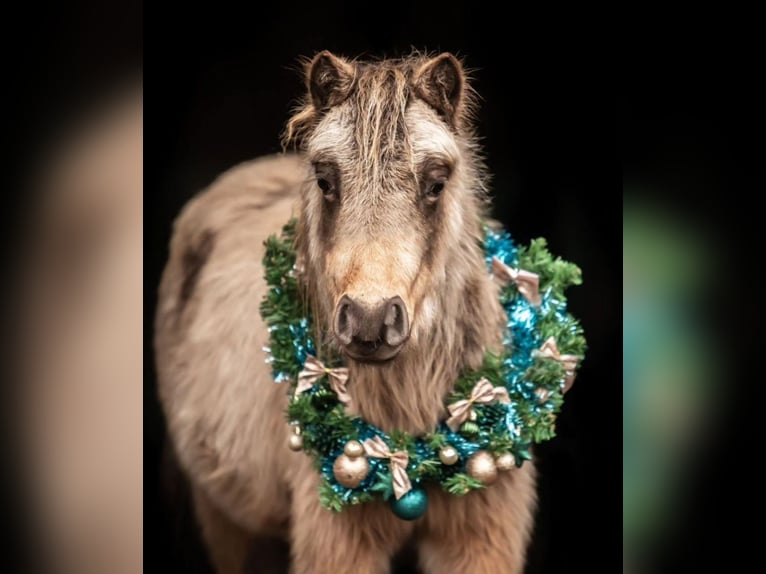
[483,226,518,269]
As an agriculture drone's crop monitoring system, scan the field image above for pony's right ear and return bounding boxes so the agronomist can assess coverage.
[307,51,356,111]
[412,53,466,127]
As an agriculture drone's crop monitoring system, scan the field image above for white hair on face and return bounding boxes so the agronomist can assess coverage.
[306,108,354,161]
[405,101,461,168]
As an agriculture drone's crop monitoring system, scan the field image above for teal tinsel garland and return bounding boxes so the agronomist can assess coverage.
[260,219,586,513]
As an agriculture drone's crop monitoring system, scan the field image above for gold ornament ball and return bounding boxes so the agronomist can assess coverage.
[439,446,459,466]
[333,454,371,488]
[495,452,516,471]
[535,387,551,402]
[288,433,303,451]
[344,440,365,458]
[466,451,498,485]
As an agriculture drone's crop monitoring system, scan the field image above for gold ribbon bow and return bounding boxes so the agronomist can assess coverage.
[533,337,580,393]
[363,436,412,500]
[295,355,351,404]
[446,377,511,432]
[492,257,542,306]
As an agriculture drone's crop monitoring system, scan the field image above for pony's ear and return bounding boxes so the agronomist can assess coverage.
[412,53,466,125]
[306,51,356,111]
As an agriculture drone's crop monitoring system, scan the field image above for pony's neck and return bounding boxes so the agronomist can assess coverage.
[346,255,504,435]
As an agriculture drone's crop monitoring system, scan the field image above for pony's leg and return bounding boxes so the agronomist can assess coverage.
[192,486,253,574]
[289,476,411,574]
[418,464,537,574]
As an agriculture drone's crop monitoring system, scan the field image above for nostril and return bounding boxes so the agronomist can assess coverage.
[334,297,354,346]
[383,297,409,347]
[337,303,350,329]
[384,302,400,326]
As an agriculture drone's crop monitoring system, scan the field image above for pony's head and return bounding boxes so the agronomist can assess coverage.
[285,51,486,364]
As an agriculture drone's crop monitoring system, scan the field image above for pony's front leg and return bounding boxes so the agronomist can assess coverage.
[418,464,537,574]
[192,486,253,574]
[289,475,413,574]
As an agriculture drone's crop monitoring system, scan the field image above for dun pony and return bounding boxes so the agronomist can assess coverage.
[155,51,536,574]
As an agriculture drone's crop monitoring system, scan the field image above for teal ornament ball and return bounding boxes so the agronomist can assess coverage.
[390,488,428,521]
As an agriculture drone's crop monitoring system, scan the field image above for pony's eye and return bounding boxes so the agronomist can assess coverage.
[317,177,336,201]
[421,162,451,204]
[313,162,338,202]
[427,181,445,198]
[317,178,332,194]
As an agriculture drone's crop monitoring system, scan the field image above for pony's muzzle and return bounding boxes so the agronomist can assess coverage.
[333,294,409,362]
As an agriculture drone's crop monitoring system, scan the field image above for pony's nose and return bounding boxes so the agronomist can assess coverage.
[334,295,409,360]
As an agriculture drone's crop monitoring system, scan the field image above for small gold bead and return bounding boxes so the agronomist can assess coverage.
[293,425,302,435]
[535,387,551,402]
[495,452,516,471]
[469,409,478,422]
[288,433,303,451]
[466,451,498,485]
[343,440,364,458]
[439,446,459,466]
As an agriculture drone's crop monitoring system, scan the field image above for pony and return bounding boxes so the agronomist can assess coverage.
[155,52,536,573]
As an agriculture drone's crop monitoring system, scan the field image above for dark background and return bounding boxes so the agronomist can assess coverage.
[620,8,765,574]
[1,2,143,573]
[145,4,620,574]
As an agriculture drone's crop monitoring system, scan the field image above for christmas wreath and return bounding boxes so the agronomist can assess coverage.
[260,219,586,520]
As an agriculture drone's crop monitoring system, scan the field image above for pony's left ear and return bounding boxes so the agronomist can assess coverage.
[412,53,466,126]
[307,51,356,112]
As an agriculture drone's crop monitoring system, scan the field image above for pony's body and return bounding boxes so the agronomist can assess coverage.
[156,54,537,574]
